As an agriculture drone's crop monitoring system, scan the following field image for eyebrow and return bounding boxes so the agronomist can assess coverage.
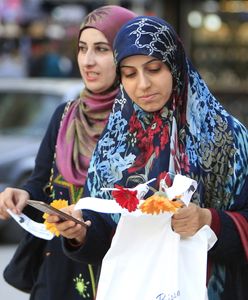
[120,58,159,68]
[78,41,110,46]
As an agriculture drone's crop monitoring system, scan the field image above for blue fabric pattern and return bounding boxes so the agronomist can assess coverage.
[84,16,248,212]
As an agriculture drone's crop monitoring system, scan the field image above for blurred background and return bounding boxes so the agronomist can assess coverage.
[0,0,247,298]
[0,0,247,120]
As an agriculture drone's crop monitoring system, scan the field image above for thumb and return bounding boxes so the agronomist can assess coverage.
[15,192,29,214]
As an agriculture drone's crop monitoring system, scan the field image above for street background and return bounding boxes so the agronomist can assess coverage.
[0,245,29,300]
[0,0,247,125]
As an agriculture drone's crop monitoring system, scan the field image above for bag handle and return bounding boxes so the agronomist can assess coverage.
[45,100,72,197]
[225,211,248,262]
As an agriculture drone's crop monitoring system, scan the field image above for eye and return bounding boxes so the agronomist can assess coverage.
[121,72,136,78]
[147,64,161,73]
[78,45,87,53]
[145,60,164,73]
[149,67,161,73]
[120,68,136,78]
[96,46,110,53]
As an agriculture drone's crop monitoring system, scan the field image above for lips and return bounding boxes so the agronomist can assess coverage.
[84,71,99,81]
[139,93,157,101]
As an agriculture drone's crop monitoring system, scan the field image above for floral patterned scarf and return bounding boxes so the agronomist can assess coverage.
[84,16,248,299]
[84,16,248,212]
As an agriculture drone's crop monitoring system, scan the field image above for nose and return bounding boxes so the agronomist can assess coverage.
[137,72,151,90]
[82,49,95,66]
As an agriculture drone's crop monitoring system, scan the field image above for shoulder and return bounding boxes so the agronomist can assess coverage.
[44,100,75,139]
[53,102,70,117]
[51,100,74,123]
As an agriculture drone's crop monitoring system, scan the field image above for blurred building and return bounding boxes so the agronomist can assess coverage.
[0,0,247,124]
[169,0,248,126]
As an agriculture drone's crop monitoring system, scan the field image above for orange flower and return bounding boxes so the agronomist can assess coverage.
[43,199,68,236]
[139,193,183,215]
[112,185,139,212]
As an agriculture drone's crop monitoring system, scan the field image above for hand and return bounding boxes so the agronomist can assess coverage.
[46,205,91,245]
[0,188,29,219]
[171,203,212,238]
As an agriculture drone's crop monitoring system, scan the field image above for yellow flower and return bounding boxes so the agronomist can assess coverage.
[43,199,68,236]
[139,193,183,215]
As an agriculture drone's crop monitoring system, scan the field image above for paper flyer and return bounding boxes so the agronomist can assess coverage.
[7,209,54,240]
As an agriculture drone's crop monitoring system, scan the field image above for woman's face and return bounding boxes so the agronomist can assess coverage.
[120,55,173,112]
[78,28,116,94]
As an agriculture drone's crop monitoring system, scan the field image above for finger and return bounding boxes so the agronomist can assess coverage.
[70,206,82,220]
[173,207,195,220]
[1,188,28,214]
[0,200,11,219]
[57,224,85,239]
[172,217,191,231]
[61,204,75,215]
[2,196,17,213]
[173,227,192,238]
[55,220,78,231]
[173,222,199,237]
[46,214,62,223]
[15,197,28,214]
[85,220,91,227]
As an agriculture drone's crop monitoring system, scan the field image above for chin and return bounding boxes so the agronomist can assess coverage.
[87,85,104,94]
[141,106,162,113]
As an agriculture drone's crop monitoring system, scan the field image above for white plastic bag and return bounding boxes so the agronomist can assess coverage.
[75,175,216,300]
[96,214,216,300]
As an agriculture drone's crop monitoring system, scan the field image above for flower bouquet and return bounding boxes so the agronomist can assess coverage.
[75,174,197,215]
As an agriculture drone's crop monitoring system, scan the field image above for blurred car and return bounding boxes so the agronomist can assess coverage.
[0,78,83,243]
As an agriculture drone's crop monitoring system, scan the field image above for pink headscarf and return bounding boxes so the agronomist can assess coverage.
[79,5,137,48]
[56,6,137,186]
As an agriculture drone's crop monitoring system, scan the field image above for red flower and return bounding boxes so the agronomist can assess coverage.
[112,185,139,212]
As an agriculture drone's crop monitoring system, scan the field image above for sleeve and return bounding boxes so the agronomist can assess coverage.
[21,103,67,217]
[208,177,248,263]
[62,210,117,265]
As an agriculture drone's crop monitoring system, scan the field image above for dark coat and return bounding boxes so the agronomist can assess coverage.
[23,103,99,300]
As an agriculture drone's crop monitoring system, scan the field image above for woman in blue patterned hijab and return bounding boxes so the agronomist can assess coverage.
[86,16,248,207]
[77,16,248,300]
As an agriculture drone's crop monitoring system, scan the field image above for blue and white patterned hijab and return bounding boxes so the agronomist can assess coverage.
[84,16,248,212]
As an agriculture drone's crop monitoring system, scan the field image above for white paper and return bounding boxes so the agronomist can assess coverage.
[74,197,125,214]
[165,174,197,205]
[101,178,156,200]
[7,209,54,240]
